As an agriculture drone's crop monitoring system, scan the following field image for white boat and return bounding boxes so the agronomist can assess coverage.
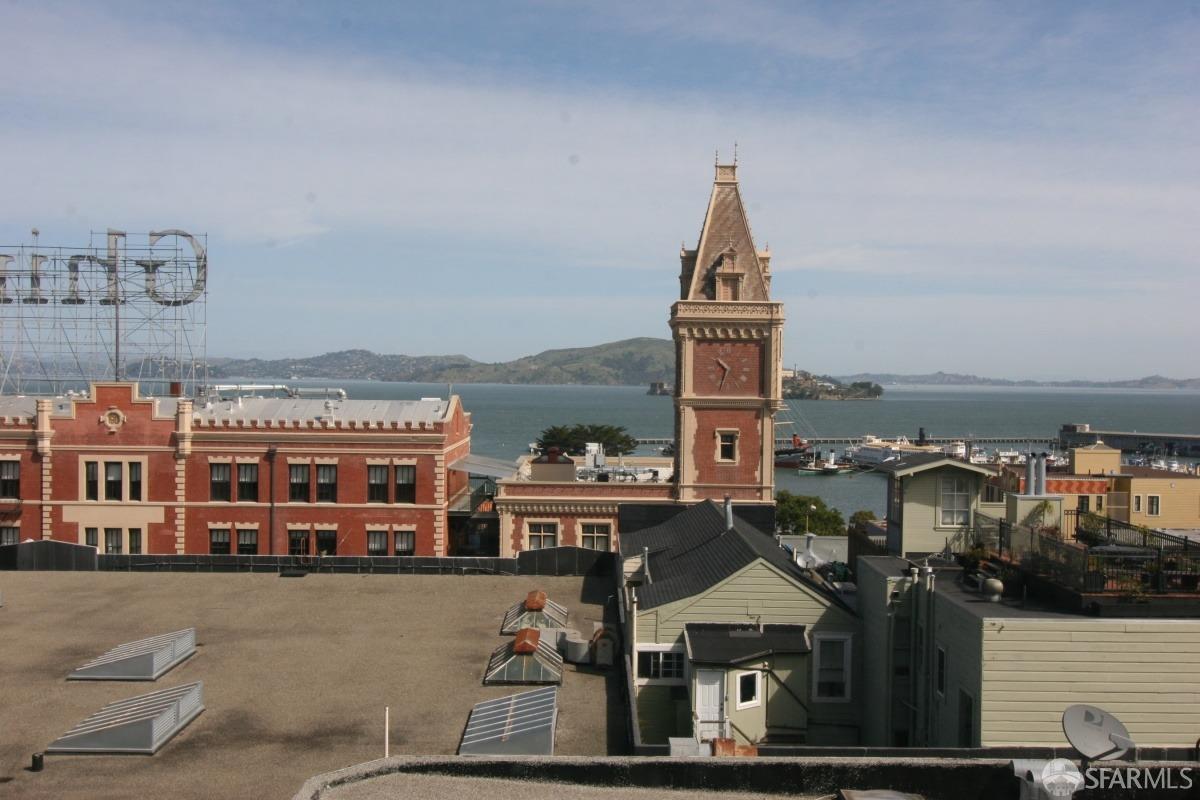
[969,446,989,465]
[991,449,1025,465]
[847,435,941,467]
[942,441,967,460]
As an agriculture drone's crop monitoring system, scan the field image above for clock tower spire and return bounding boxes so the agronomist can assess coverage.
[671,160,785,504]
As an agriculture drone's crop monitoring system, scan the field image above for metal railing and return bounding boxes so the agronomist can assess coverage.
[969,513,1200,596]
[1064,510,1193,552]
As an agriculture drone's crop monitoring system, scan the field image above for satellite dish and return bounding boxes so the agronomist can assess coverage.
[1062,704,1135,761]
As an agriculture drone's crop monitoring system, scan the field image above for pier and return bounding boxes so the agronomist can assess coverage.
[637,435,1059,448]
[1059,424,1200,456]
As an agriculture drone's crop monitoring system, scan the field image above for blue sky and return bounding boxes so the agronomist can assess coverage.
[1,1,1197,379]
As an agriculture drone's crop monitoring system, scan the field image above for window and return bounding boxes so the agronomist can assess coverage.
[210,463,231,502]
[237,529,257,555]
[1077,495,1090,513]
[367,466,389,503]
[128,528,141,555]
[528,522,557,549]
[814,635,851,701]
[288,530,309,555]
[936,645,947,696]
[0,527,18,546]
[1134,495,1143,513]
[1096,495,1103,512]
[289,464,310,502]
[85,527,98,548]
[1148,495,1161,516]
[636,650,684,679]
[736,671,761,709]
[718,431,738,462]
[315,529,337,555]
[394,465,416,504]
[939,476,970,526]
[104,527,123,554]
[237,463,258,502]
[128,462,142,501]
[104,462,123,501]
[0,461,19,498]
[316,465,337,503]
[367,530,388,555]
[85,461,99,500]
[581,523,610,551]
[958,690,975,747]
[209,528,231,555]
[394,529,416,556]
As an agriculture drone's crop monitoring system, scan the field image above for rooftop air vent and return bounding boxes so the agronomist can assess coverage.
[47,681,204,755]
[483,628,563,685]
[68,629,196,681]
[500,592,568,634]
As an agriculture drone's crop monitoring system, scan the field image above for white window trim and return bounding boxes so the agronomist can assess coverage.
[1147,495,1162,517]
[734,669,762,710]
[1133,495,1143,513]
[578,518,613,551]
[715,428,739,464]
[525,518,559,550]
[812,632,853,703]
[78,455,149,503]
[936,474,972,530]
[634,643,687,686]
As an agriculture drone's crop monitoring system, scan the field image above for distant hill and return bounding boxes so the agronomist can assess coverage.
[209,337,676,386]
[834,371,1200,390]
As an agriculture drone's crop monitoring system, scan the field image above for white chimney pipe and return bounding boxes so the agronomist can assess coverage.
[1025,455,1036,496]
[724,495,734,531]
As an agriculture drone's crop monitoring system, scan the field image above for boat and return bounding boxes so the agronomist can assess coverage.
[774,434,812,468]
[846,435,941,467]
[969,446,989,465]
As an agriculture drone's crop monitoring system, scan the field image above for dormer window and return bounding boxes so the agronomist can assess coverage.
[719,275,741,301]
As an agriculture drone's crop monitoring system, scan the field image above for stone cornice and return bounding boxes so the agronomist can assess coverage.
[670,300,784,322]
[495,500,622,515]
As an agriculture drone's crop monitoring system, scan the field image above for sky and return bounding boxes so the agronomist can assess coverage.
[0,1,1197,380]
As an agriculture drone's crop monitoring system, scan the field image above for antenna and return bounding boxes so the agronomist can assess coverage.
[733,141,738,164]
[1062,704,1135,762]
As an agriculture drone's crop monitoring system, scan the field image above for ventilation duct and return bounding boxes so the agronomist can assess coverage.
[68,629,196,681]
[47,682,204,755]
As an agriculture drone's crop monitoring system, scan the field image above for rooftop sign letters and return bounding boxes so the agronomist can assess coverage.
[0,229,206,307]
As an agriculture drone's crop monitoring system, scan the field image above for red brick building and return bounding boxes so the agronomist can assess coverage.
[0,382,474,556]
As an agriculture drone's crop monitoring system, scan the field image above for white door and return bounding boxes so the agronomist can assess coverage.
[695,669,725,741]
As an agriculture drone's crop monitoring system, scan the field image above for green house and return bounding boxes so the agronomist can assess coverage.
[877,454,1000,558]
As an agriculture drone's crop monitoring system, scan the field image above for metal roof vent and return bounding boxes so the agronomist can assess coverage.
[500,593,568,634]
[68,629,196,681]
[458,686,557,756]
[46,681,204,754]
[483,629,563,685]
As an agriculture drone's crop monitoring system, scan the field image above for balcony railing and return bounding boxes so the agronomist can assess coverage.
[969,513,1200,596]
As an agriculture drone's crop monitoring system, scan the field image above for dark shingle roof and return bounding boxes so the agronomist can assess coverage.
[620,500,846,611]
[875,453,995,477]
[684,623,810,665]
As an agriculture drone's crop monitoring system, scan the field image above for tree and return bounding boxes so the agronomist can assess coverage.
[848,510,877,529]
[775,491,845,536]
[536,423,639,456]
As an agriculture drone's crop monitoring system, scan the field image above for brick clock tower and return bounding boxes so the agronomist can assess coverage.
[671,161,785,505]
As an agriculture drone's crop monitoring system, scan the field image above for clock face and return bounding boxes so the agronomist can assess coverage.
[704,342,755,394]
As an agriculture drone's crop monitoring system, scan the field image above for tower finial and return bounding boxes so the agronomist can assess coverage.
[733,141,738,165]
[714,148,719,167]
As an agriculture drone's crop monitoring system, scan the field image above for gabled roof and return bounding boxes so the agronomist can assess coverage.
[619,500,846,611]
[685,623,810,665]
[876,453,996,478]
[681,163,770,301]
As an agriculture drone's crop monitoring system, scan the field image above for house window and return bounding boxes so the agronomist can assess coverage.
[210,463,232,502]
[104,527,123,554]
[1148,495,1161,516]
[0,527,18,546]
[528,522,558,549]
[85,527,98,548]
[366,530,388,555]
[814,635,851,701]
[315,529,337,555]
[289,464,310,502]
[367,466,389,503]
[736,671,761,710]
[718,431,738,462]
[104,462,123,501]
[939,476,970,526]
[237,529,258,555]
[316,465,337,503]
[128,528,142,555]
[395,465,416,504]
[394,530,416,556]
[936,645,947,696]
[85,461,99,500]
[128,462,142,501]
[636,650,684,679]
[0,461,19,498]
[209,528,231,555]
[237,464,259,502]
[1133,495,1143,513]
[1096,495,1103,512]
[288,530,309,555]
[1077,495,1090,513]
[581,523,610,551]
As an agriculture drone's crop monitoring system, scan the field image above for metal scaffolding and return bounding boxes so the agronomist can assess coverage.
[0,229,207,396]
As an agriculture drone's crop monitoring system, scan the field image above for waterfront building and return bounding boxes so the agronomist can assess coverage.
[0,382,483,556]
[495,160,784,553]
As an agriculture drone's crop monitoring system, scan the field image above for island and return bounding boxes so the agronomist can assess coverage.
[782,371,883,400]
